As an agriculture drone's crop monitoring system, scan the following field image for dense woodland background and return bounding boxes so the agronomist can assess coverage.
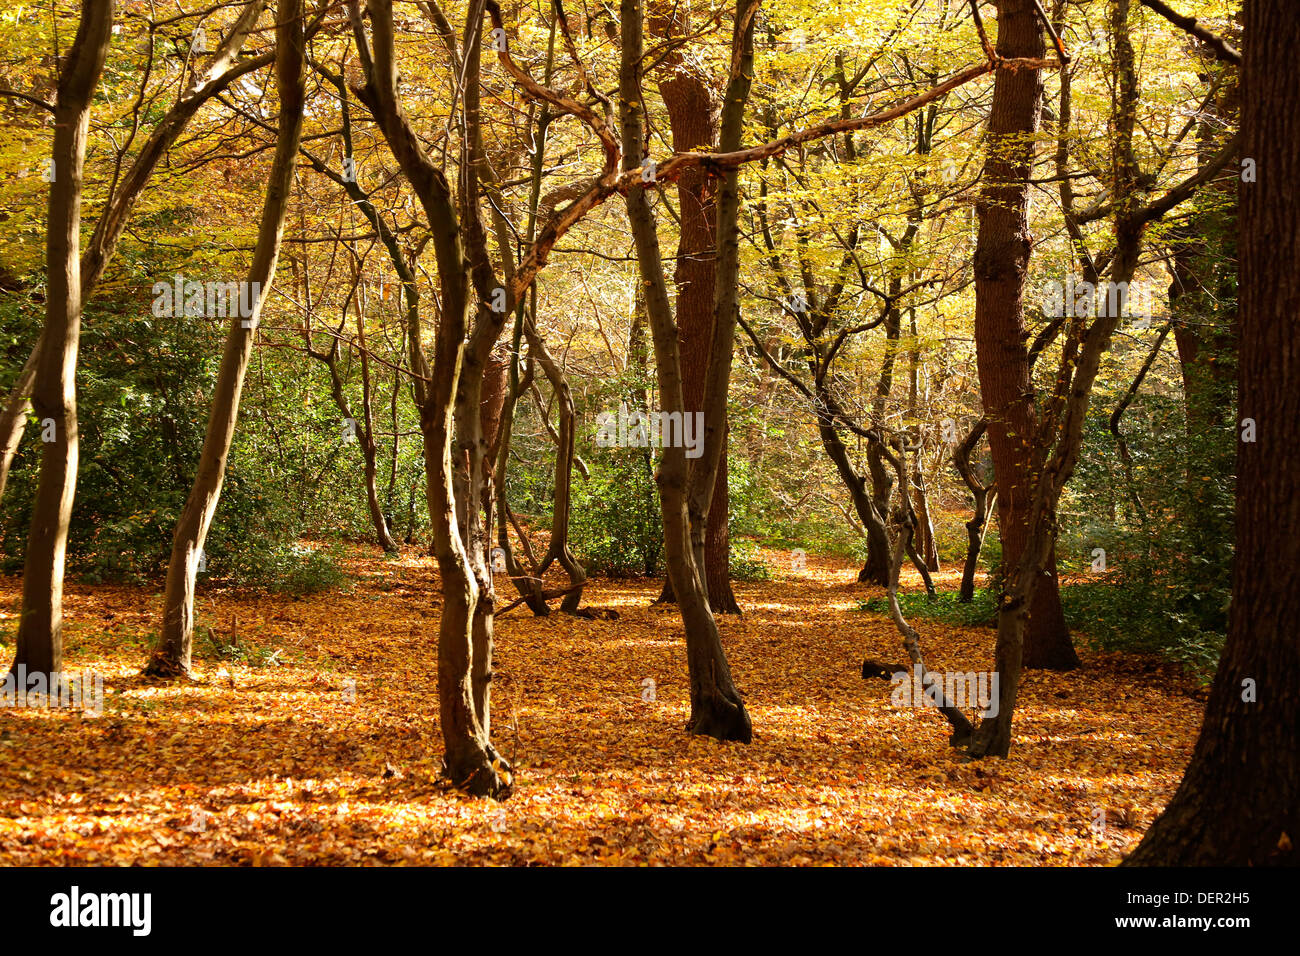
[0,0,1294,867]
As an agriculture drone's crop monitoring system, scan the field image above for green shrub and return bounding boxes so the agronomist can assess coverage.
[729,538,772,582]
[219,541,350,596]
[569,449,662,577]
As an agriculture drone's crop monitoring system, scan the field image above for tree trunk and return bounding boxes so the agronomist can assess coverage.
[146,0,305,678]
[621,0,751,742]
[972,0,1077,670]
[953,419,994,602]
[11,0,113,683]
[0,345,39,505]
[354,289,399,552]
[861,306,901,586]
[301,257,399,553]
[651,4,739,614]
[526,323,588,613]
[1125,0,1298,866]
[479,349,508,516]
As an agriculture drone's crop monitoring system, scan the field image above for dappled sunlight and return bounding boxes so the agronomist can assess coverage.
[0,547,1203,865]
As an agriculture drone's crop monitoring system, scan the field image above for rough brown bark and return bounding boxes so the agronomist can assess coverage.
[651,4,739,614]
[1124,0,1298,866]
[621,0,751,742]
[972,0,1078,670]
[11,0,114,682]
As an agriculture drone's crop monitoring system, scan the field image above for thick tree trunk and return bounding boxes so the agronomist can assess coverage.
[622,0,751,742]
[651,4,739,614]
[146,0,305,678]
[972,0,1077,670]
[11,0,113,683]
[1125,0,1298,866]
[353,0,510,794]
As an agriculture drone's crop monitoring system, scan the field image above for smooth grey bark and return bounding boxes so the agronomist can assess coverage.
[351,0,510,796]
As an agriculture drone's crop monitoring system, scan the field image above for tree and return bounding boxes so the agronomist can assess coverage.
[1124,0,1298,866]
[146,0,307,677]
[650,3,741,615]
[971,0,1078,671]
[10,0,114,681]
[619,0,755,741]
[966,0,1240,758]
[0,0,273,505]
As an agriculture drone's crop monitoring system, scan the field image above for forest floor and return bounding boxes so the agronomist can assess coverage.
[0,548,1205,865]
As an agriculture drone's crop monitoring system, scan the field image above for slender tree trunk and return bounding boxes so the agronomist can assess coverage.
[146,0,305,678]
[302,259,400,553]
[621,0,751,742]
[493,323,549,615]
[11,0,113,683]
[484,20,555,617]
[479,349,508,516]
[0,345,39,505]
[972,0,1078,670]
[354,291,399,552]
[885,444,973,747]
[526,324,588,613]
[859,307,900,586]
[1125,0,1298,866]
[954,419,993,602]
